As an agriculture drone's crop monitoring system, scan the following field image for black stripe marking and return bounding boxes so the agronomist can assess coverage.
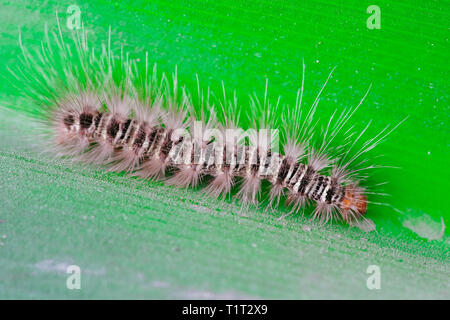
[79,112,93,129]
[142,127,157,154]
[287,162,300,181]
[107,119,120,139]
[312,176,324,199]
[120,119,132,140]
[298,167,315,194]
[63,114,74,129]
[133,127,146,149]
[160,130,174,159]
[148,128,164,155]
[125,122,137,144]
[290,164,305,186]
[277,159,290,183]
[326,183,336,204]
[93,113,103,131]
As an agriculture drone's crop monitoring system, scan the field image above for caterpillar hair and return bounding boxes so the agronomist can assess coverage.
[7,18,405,231]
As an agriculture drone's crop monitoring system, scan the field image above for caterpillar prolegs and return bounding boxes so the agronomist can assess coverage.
[10,24,400,230]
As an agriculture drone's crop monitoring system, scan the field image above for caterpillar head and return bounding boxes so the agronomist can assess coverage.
[341,184,368,219]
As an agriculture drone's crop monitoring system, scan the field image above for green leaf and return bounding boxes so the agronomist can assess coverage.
[0,0,448,299]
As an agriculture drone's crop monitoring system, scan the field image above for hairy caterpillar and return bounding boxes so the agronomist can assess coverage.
[8,20,402,230]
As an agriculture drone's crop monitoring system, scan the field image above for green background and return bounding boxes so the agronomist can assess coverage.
[0,0,448,299]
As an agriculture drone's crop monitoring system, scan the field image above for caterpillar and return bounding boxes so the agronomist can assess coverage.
[8,20,402,231]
